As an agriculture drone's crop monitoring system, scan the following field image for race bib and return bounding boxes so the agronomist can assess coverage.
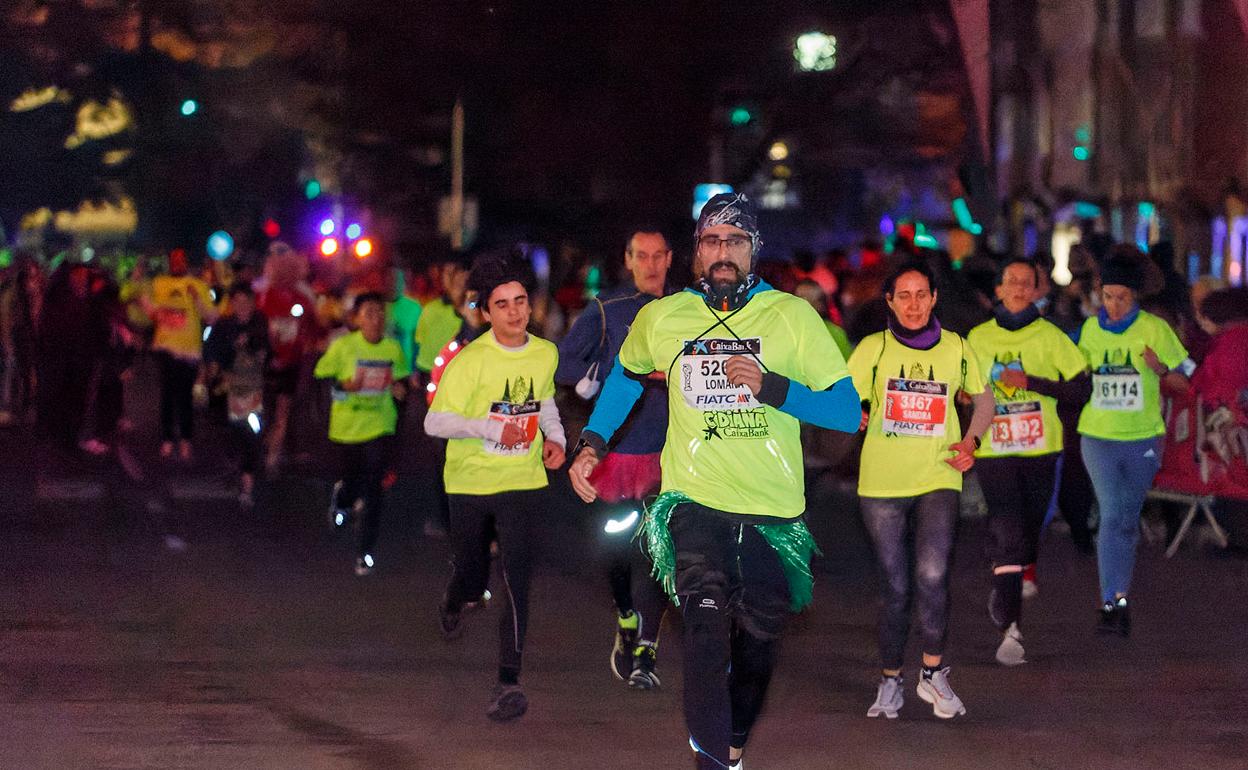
[227,391,263,422]
[990,400,1044,453]
[486,400,540,456]
[354,360,393,395]
[1092,372,1142,412]
[158,308,188,330]
[882,378,949,437]
[678,338,761,411]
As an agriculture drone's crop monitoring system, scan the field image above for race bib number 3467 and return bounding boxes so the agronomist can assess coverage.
[679,338,762,411]
[882,378,949,437]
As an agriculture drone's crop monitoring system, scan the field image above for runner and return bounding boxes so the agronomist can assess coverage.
[313,292,410,576]
[847,259,993,719]
[1075,256,1194,636]
[203,283,271,509]
[142,250,218,461]
[256,241,320,473]
[556,227,673,690]
[424,253,565,722]
[569,193,860,769]
[967,258,1089,665]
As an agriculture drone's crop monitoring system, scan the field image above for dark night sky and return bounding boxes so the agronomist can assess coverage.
[1,0,963,254]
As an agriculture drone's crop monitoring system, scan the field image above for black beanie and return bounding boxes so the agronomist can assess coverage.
[1100,258,1143,291]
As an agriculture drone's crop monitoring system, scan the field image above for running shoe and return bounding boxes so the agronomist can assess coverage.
[610,612,640,681]
[866,675,904,719]
[1115,597,1131,636]
[628,643,661,690]
[917,667,966,718]
[439,599,463,640]
[327,480,348,529]
[486,684,528,722]
[1097,597,1129,636]
[995,622,1026,667]
[1021,565,1039,600]
[354,553,374,576]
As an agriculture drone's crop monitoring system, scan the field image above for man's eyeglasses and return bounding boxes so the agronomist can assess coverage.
[697,235,752,252]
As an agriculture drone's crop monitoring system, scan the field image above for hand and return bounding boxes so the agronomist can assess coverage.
[724,356,764,395]
[390,380,408,401]
[1141,346,1167,376]
[999,368,1028,390]
[1161,371,1191,395]
[646,371,667,381]
[499,420,527,446]
[568,446,601,503]
[542,440,565,469]
[945,437,977,473]
[858,409,869,432]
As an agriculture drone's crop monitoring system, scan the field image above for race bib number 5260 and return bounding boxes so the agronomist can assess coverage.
[679,338,762,411]
[882,378,949,437]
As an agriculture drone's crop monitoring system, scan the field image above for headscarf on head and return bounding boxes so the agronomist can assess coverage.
[695,192,762,259]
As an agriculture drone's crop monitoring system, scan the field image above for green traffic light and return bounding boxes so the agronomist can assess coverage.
[1073,146,1090,161]
[730,107,752,126]
[304,179,321,200]
[180,99,198,116]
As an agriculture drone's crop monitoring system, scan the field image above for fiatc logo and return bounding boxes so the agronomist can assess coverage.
[694,392,753,407]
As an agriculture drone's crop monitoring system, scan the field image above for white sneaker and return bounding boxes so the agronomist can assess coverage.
[1021,578,1039,600]
[917,668,966,718]
[995,623,1026,666]
[866,675,904,718]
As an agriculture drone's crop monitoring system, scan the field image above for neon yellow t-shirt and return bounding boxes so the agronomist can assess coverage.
[968,317,1088,458]
[414,298,462,372]
[431,332,558,495]
[617,289,850,519]
[314,331,410,444]
[848,328,987,497]
[151,275,210,359]
[1076,311,1188,441]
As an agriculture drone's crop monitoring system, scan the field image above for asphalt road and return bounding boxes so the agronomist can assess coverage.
[2,371,1246,769]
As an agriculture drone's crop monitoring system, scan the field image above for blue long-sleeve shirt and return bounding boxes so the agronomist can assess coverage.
[556,280,667,455]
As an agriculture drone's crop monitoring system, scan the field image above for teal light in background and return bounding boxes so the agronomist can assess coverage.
[1074,126,1091,143]
[729,107,753,126]
[304,179,322,200]
[1074,201,1103,219]
[1072,146,1091,161]
[951,198,983,235]
[206,230,234,261]
[346,223,362,240]
[180,99,198,116]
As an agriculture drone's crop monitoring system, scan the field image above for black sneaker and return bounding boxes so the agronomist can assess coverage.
[1114,596,1130,637]
[627,643,661,690]
[486,684,528,722]
[1097,601,1118,634]
[610,613,640,681]
[439,599,463,640]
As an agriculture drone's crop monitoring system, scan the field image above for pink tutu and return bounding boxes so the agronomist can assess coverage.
[589,452,662,504]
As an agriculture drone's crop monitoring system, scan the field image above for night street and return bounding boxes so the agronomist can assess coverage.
[2,394,1244,769]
